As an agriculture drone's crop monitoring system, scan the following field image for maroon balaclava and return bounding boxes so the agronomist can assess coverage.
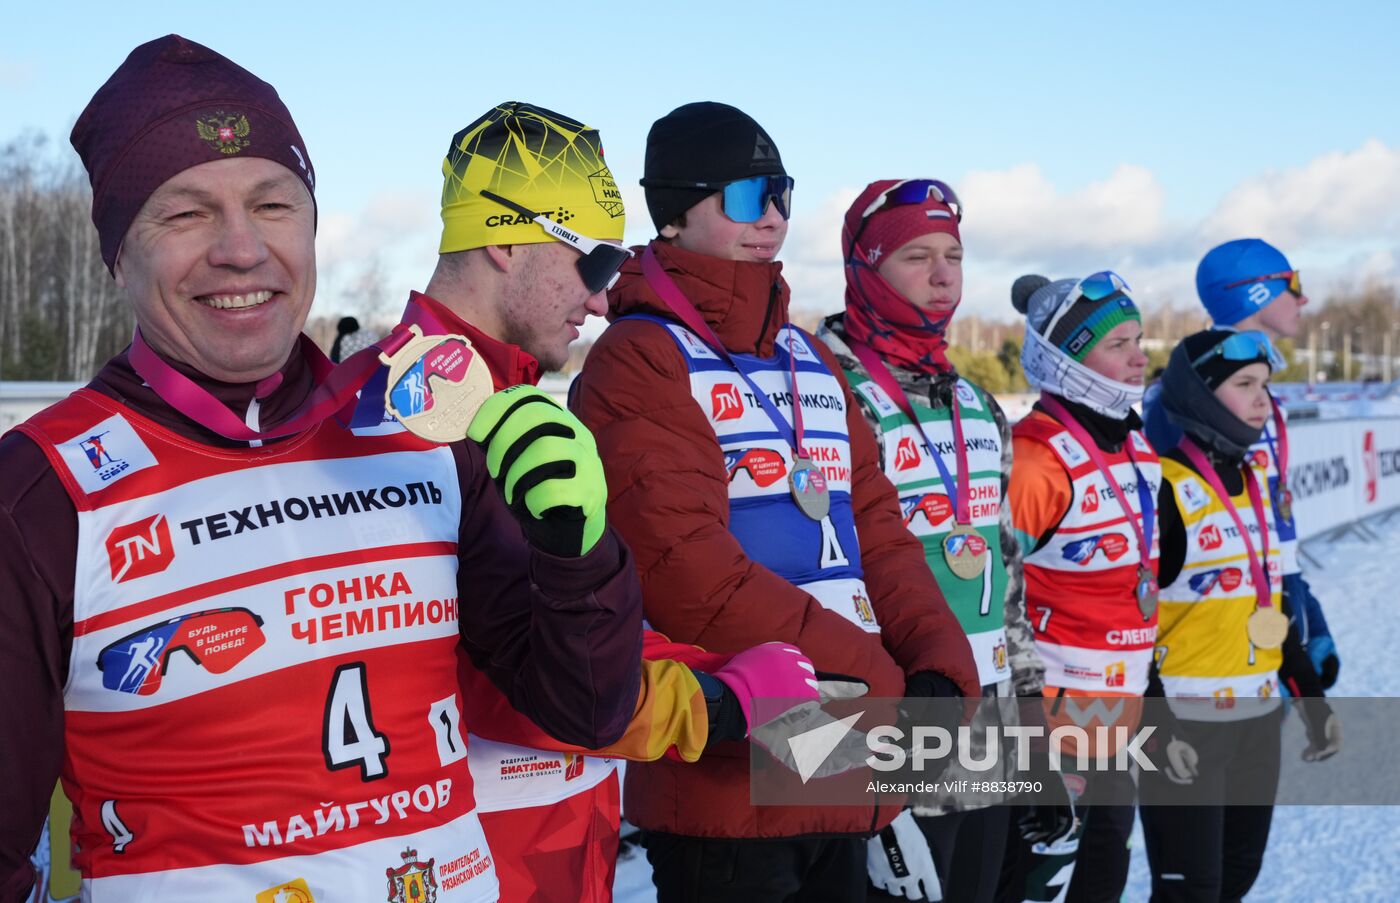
[842,179,962,374]
[71,34,316,274]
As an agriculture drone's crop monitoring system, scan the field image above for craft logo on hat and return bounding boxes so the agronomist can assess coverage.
[195,111,251,155]
[483,207,575,229]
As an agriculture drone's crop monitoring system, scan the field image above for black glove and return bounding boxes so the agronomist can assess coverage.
[1317,652,1340,690]
[1017,745,1076,845]
[904,671,962,699]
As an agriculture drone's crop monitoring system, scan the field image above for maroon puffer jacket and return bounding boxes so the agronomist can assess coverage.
[571,240,978,838]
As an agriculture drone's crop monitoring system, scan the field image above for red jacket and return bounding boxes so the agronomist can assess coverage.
[571,241,978,838]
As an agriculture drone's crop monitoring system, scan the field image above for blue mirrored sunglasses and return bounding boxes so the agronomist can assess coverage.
[1191,330,1276,368]
[719,175,794,222]
[640,174,794,223]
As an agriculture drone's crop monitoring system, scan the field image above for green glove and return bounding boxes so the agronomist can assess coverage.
[466,385,607,557]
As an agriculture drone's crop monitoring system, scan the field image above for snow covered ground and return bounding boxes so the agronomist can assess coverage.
[615,511,1400,902]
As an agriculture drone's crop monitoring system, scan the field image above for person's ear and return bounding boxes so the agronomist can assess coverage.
[482,243,520,273]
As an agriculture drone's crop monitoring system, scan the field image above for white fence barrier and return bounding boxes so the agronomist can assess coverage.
[4,380,1394,543]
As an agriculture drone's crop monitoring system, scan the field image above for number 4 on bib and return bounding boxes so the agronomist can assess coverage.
[323,663,390,780]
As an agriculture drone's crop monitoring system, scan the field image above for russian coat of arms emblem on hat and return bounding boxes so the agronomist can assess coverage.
[195,111,251,154]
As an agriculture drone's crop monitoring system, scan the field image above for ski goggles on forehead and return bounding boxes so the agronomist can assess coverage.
[479,189,633,293]
[1190,330,1276,368]
[847,178,961,261]
[1223,269,1302,297]
[642,174,794,223]
[1040,270,1133,339]
[859,178,962,222]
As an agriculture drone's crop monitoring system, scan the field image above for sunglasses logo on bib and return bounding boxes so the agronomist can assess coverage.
[902,493,952,527]
[1061,533,1129,565]
[724,448,787,487]
[1188,567,1244,595]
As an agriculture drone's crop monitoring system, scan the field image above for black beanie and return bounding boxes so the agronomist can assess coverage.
[1180,329,1270,390]
[641,102,786,232]
[1161,330,1271,459]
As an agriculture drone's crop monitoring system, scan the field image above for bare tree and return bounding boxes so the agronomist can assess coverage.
[0,132,129,380]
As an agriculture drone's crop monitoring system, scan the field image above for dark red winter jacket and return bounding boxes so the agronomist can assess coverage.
[571,240,978,838]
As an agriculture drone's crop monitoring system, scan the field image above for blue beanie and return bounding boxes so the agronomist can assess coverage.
[1196,238,1294,326]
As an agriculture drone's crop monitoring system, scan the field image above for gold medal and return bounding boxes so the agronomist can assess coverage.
[1246,607,1289,650]
[380,324,493,443]
[1136,564,1159,621]
[943,523,989,580]
[788,456,830,521]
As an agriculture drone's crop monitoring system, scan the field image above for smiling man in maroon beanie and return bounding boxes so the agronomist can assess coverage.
[0,35,645,903]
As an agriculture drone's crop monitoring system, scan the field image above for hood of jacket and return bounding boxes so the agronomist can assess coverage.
[607,239,789,356]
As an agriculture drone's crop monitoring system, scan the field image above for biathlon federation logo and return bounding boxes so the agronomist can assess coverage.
[901,493,953,528]
[79,430,132,483]
[386,848,438,903]
[564,753,585,781]
[1080,485,1100,514]
[711,383,744,421]
[724,448,788,487]
[1061,533,1130,565]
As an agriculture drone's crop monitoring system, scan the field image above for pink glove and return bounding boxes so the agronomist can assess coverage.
[711,642,820,735]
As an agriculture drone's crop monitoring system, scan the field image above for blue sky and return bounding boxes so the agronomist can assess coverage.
[5,2,1399,325]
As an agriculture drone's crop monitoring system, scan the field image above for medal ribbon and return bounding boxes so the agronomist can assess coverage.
[130,324,415,442]
[1179,437,1274,611]
[641,246,808,456]
[1038,395,1155,574]
[846,338,972,525]
[1260,394,1291,518]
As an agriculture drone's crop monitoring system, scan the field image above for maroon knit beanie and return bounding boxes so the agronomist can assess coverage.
[70,34,316,273]
[848,179,961,265]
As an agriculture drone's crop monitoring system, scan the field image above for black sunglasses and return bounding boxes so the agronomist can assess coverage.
[479,189,633,293]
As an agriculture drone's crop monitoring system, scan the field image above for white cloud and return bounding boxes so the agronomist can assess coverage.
[781,142,1400,321]
[314,189,439,320]
[961,163,1168,261]
[1199,140,1400,249]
